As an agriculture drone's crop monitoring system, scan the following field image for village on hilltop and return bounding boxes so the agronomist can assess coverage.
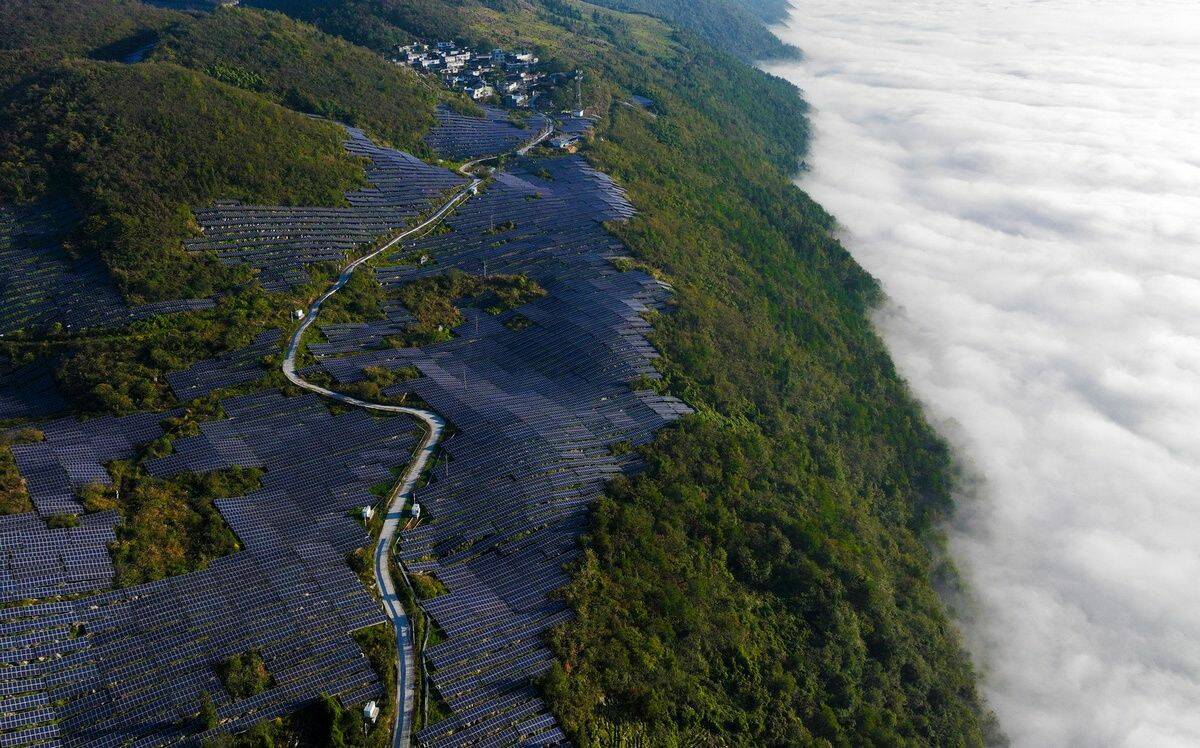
[393,41,580,110]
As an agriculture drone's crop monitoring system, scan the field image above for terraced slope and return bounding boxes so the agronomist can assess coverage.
[188,126,465,291]
[312,155,684,746]
[0,199,213,335]
[0,0,994,745]
[424,106,551,161]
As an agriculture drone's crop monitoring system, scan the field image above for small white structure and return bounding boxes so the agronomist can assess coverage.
[364,700,380,724]
[293,309,305,321]
[362,506,375,522]
[551,135,580,150]
[411,503,422,520]
[466,84,495,100]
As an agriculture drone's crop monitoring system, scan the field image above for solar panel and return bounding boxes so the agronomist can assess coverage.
[0,197,213,336]
[186,127,467,291]
[298,154,691,746]
[0,136,688,747]
[424,105,550,160]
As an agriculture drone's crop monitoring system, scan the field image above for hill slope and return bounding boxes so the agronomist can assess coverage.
[579,0,795,59]
[154,6,441,153]
[248,0,996,744]
[0,57,365,302]
[0,0,183,57]
[0,0,994,744]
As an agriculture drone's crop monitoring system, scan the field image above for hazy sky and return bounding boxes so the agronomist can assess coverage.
[765,1,1200,745]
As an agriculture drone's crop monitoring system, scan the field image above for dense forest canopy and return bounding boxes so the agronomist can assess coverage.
[0,57,364,301]
[0,0,997,744]
[0,0,184,57]
[153,7,443,153]
[577,0,795,59]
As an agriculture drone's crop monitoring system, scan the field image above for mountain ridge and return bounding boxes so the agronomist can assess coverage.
[0,0,996,744]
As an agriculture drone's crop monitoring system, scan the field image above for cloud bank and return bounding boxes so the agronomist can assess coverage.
[765,1,1200,745]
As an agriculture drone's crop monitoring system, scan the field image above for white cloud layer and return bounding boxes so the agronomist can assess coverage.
[765,1,1200,745]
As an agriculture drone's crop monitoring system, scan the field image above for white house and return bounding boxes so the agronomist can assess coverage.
[466,85,495,100]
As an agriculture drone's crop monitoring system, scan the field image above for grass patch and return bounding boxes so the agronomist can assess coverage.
[395,270,547,342]
[504,313,534,332]
[217,649,274,699]
[99,460,261,587]
[0,428,42,515]
[352,623,398,747]
[410,572,447,601]
[45,513,79,529]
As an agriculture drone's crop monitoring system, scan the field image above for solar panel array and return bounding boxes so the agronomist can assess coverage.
[145,390,417,548]
[556,114,595,137]
[0,198,214,335]
[0,538,386,748]
[0,130,456,745]
[309,298,416,358]
[1,133,684,745]
[0,510,118,603]
[424,106,550,160]
[0,198,125,335]
[0,356,67,420]
[186,126,466,291]
[308,156,690,747]
[166,329,281,401]
[0,391,425,745]
[11,410,171,516]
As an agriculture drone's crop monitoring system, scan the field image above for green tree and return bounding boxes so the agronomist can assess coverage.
[199,690,219,730]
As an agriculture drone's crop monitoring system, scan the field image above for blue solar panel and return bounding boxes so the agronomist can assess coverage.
[296,154,689,746]
[0,197,213,336]
[186,127,467,291]
[424,105,550,160]
[0,134,681,748]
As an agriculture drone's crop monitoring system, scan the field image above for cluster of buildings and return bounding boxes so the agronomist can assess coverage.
[394,41,567,108]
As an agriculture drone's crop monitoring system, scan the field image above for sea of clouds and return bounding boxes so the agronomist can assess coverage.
[764,1,1200,745]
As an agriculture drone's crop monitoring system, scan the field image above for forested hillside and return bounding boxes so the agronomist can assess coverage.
[578,0,794,59]
[0,0,449,416]
[0,59,364,301]
[153,7,442,153]
[0,0,182,57]
[242,0,465,53]
[0,0,995,744]
[239,0,996,744]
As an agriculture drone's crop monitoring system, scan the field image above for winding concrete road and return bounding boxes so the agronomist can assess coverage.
[280,123,552,747]
[281,190,461,748]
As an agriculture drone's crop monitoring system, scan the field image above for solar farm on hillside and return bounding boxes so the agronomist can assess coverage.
[0,107,686,747]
